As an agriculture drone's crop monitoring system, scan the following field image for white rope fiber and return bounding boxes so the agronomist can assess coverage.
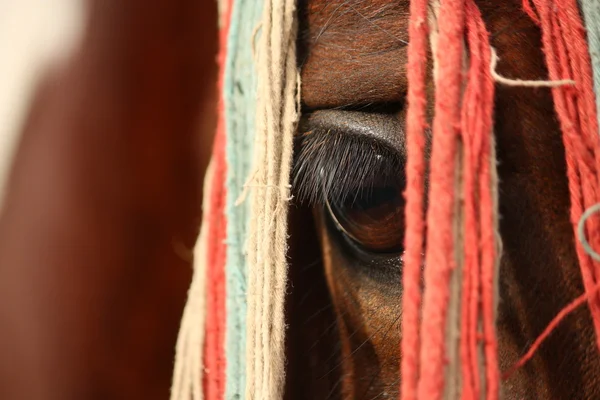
[244,0,300,398]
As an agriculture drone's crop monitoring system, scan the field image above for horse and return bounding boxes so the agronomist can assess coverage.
[0,0,598,399]
[286,0,600,399]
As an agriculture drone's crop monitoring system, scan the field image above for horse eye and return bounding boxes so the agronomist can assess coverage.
[326,180,405,254]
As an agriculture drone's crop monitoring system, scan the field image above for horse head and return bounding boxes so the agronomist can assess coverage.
[287,0,600,398]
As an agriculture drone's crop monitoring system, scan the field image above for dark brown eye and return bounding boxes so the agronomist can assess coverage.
[327,180,405,254]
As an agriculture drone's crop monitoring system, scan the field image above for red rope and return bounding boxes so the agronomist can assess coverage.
[402,0,498,398]
[503,282,600,380]
[460,2,498,399]
[400,0,429,397]
[204,3,233,400]
[402,0,600,397]
[498,0,600,382]
[523,0,600,351]
[416,0,465,398]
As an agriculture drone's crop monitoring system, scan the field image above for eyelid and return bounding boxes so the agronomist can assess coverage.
[299,110,406,156]
[324,192,358,241]
[292,121,406,207]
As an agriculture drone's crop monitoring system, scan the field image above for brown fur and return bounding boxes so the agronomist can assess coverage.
[287,0,600,398]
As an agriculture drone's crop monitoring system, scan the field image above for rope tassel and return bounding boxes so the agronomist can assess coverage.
[402,0,501,399]
[402,0,600,398]
[245,0,300,398]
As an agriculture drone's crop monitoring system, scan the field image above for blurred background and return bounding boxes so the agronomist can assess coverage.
[0,0,84,202]
[0,1,218,398]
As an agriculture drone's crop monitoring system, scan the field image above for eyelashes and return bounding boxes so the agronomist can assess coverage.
[291,129,406,207]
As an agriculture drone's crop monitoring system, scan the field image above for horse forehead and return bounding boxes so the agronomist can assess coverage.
[300,0,410,108]
[300,0,524,110]
[302,0,409,34]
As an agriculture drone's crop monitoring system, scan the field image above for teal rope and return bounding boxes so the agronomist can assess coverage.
[223,0,263,398]
[581,0,600,126]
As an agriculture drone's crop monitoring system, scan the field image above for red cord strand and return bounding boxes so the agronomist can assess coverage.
[498,0,600,382]
[204,3,233,399]
[503,282,600,380]
[524,0,600,352]
[400,0,430,397]
[459,2,498,399]
[416,0,466,398]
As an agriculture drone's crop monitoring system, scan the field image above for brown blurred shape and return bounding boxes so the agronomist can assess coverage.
[0,1,218,399]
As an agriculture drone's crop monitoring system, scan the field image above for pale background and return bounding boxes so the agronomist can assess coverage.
[0,0,84,203]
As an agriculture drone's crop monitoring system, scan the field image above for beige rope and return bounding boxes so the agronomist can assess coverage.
[490,47,575,87]
[446,145,465,400]
[170,160,216,400]
[245,0,300,398]
[489,127,502,400]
